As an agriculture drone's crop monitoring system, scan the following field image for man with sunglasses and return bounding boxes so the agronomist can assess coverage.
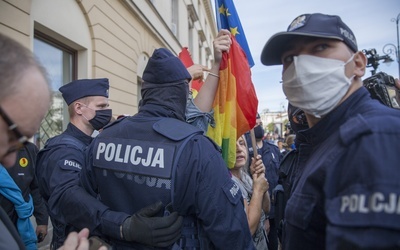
[0,32,51,249]
[261,13,400,249]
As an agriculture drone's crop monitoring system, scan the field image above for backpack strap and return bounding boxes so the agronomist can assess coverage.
[154,119,204,250]
[153,118,203,205]
[153,118,202,141]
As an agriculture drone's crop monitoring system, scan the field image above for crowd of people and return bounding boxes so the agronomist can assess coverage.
[1,11,400,250]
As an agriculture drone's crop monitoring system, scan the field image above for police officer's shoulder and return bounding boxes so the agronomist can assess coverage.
[153,118,202,141]
[41,134,62,150]
[264,140,279,149]
[203,136,222,153]
[103,115,126,130]
[280,149,297,168]
[340,108,400,146]
[23,141,38,153]
[43,134,86,151]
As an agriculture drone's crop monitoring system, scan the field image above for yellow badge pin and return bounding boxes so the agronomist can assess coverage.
[19,157,28,167]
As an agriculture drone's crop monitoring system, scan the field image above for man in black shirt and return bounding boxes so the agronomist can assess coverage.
[0,142,49,243]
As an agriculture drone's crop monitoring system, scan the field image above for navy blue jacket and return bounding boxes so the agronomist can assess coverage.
[283,87,400,250]
[246,135,281,219]
[36,123,128,248]
[0,142,48,227]
[81,107,255,250]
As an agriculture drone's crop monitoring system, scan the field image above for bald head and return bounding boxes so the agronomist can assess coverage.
[0,33,51,167]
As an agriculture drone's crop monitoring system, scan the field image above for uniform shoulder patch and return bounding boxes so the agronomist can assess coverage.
[58,159,82,171]
[222,179,241,205]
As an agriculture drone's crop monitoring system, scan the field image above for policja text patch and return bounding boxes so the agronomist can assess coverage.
[93,137,175,179]
[326,187,400,230]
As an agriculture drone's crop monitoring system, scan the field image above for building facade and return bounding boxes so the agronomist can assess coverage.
[259,110,288,139]
[0,0,217,147]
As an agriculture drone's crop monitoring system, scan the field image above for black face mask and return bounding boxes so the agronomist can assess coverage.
[89,109,112,130]
[254,125,265,139]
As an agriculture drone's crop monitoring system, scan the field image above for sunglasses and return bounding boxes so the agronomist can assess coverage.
[0,106,29,153]
[291,108,307,126]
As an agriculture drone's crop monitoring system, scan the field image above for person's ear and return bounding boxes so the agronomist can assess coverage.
[74,102,83,115]
[353,51,367,78]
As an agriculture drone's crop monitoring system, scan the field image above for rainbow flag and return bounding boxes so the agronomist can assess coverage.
[207,36,258,168]
[209,0,258,168]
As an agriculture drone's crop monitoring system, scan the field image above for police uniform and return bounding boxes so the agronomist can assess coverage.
[247,138,281,205]
[80,48,255,249]
[35,79,129,249]
[246,135,280,250]
[283,88,400,249]
[0,142,48,228]
[274,103,309,242]
[260,12,400,249]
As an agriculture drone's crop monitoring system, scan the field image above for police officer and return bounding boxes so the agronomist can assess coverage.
[0,141,49,244]
[245,113,280,250]
[36,78,183,249]
[274,103,308,243]
[261,13,400,249]
[80,48,255,249]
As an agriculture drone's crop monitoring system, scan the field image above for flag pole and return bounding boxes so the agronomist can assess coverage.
[214,0,221,30]
[249,128,258,158]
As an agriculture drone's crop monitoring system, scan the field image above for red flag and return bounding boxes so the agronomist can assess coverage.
[179,47,203,97]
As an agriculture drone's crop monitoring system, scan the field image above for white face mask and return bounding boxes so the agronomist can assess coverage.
[282,54,355,118]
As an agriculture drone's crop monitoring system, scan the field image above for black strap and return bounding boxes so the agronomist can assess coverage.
[0,206,25,250]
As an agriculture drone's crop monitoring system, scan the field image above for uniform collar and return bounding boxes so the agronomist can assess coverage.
[65,123,92,146]
[298,88,370,146]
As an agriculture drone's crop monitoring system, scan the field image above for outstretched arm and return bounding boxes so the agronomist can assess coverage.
[193,29,231,112]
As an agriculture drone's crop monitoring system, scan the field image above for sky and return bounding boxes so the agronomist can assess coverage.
[220,0,400,112]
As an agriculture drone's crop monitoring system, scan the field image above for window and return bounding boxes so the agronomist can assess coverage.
[137,76,143,107]
[171,0,179,36]
[33,31,76,148]
[188,18,194,53]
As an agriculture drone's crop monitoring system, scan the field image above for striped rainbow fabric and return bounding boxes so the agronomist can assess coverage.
[207,36,258,168]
